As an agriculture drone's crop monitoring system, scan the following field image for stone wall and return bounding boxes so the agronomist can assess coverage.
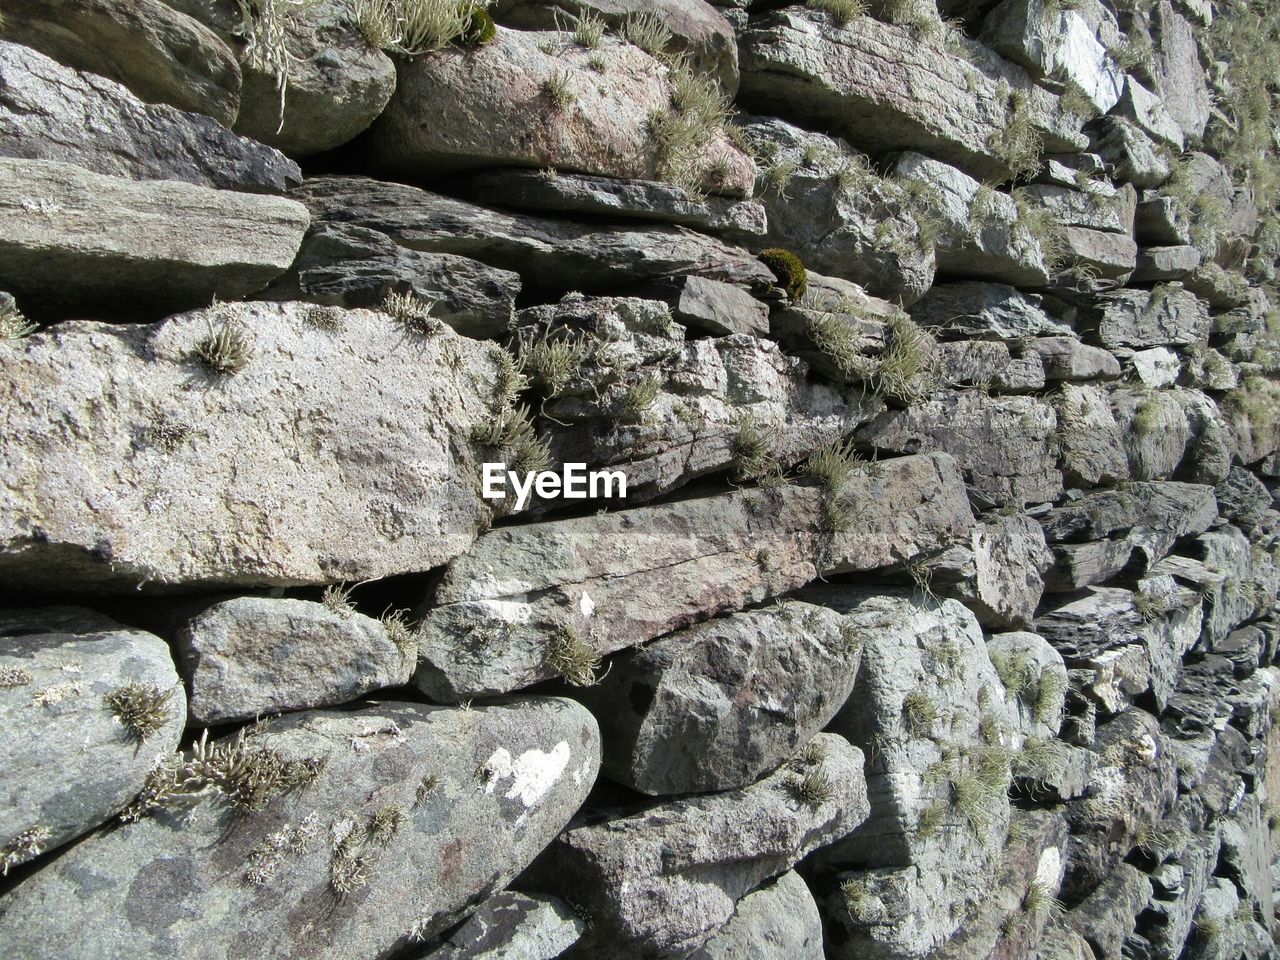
[0,0,1278,957]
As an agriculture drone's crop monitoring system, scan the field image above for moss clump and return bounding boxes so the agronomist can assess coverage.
[460,5,496,45]
[758,248,808,301]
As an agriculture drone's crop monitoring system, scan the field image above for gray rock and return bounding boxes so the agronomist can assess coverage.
[1188,878,1248,960]
[1064,863,1155,959]
[1058,225,1138,281]
[1130,346,1183,387]
[937,340,1046,392]
[1221,795,1273,927]
[369,29,751,195]
[1088,116,1172,188]
[1113,76,1186,149]
[1015,181,1137,234]
[416,891,585,960]
[1215,466,1273,531]
[1133,244,1202,281]
[909,282,1073,341]
[1184,262,1251,309]
[739,117,935,304]
[1110,387,1226,482]
[169,0,396,156]
[687,871,823,960]
[931,514,1055,629]
[0,699,600,960]
[1052,382,1130,487]
[295,176,774,293]
[857,391,1063,508]
[413,452,974,700]
[0,302,497,591]
[0,0,240,125]
[168,596,415,726]
[0,610,185,873]
[1062,710,1178,900]
[1222,375,1280,466]
[1150,1,1211,141]
[0,41,300,193]
[1026,337,1122,380]
[739,10,1080,182]
[1136,195,1192,246]
[525,732,867,959]
[572,602,862,794]
[1142,805,1219,959]
[894,152,1051,288]
[260,222,520,338]
[1084,285,1210,348]
[491,0,740,92]
[471,169,767,238]
[622,274,769,337]
[0,158,308,317]
[525,296,883,505]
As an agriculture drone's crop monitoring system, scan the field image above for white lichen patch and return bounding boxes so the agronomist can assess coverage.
[579,591,596,617]
[481,741,572,808]
[31,680,85,706]
[459,573,536,602]
[1034,845,1063,889]
[473,598,532,625]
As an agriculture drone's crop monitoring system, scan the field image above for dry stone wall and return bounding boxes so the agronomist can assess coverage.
[0,0,1279,958]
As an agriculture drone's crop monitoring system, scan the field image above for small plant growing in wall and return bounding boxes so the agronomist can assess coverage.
[104,683,174,742]
[355,0,497,56]
[546,625,607,686]
[758,248,809,302]
[0,301,37,340]
[195,318,253,375]
[541,70,575,111]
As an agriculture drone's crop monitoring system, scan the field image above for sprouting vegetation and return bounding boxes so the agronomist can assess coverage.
[620,12,673,58]
[803,437,861,494]
[231,0,310,131]
[572,10,606,48]
[322,584,357,617]
[546,625,607,686]
[1,825,51,876]
[519,330,587,399]
[873,312,937,404]
[354,0,497,57]
[381,290,442,337]
[622,374,662,418]
[648,57,734,195]
[807,0,868,25]
[195,318,253,375]
[0,666,33,687]
[380,609,417,654]
[995,88,1043,183]
[0,301,37,340]
[785,766,835,806]
[104,684,173,742]
[541,70,575,110]
[731,415,779,480]
[758,248,809,301]
[903,687,940,734]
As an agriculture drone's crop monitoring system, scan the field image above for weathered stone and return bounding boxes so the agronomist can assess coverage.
[1064,863,1155,958]
[492,0,739,91]
[1111,387,1231,483]
[894,152,1051,287]
[167,596,414,726]
[1184,262,1251,309]
[739,10,1081,182]
[525,296,883,504]
[0,0,240,125]
[1026,337,1122,380]
[937,340,1047,392]
[982,0,1125,113]
[413,453,974,700]
[0,302,499,591]
[810,589,1020,957]
[418,891,585,960]
[1189,878,1249,960]
[1133,244,1202,281]
[1084,285,1210,348]
[909,282,1073,341]
[687,870,824,960]
[1062,710,1178,900]
[622,274,769,337]
[584,600,859,794]
[1016,181,1137,234]
[0,699,600,960]
[1088,116,1172,188]
[1221,794,1274,927]
[1113,77,1186,150]
[471,169,766,238]
[1059,225,1138,280]
[1129,346,1183,387]
[987,630,1069,739]
[168,0,396,156]
[0,42,299,193]
[858,392,1062,507]
[931,514,1055,629]
[0,610,185,873]
[1150,0,1211,141]
[260,222,520,338]
[1142,805,1219,959]
[296,176,773,294]
[1040,482,1218,591]
[740,117,935,304]
[1136,195,1192,246]
[1215,466,1273,531]
[370,29,750,195]
[0,158,308,318]
[525,732,867,958]
[1052,382,1130,487]
[1222,375,1280,466]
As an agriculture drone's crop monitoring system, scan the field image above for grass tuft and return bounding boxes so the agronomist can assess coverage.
[546,625,606,686]
[785,766,835,806]
[620,12,673,58]
[381,290,442,337]
[572,10,606,48]
[104,684,173,742]
[541,70,575,111]
[519,330,587,398]
[354,0,496,56]
[1,825,51,876]
[0,301,37,340]
[731,415,779,480]
[195,319,253,375]
[807,0,868,25]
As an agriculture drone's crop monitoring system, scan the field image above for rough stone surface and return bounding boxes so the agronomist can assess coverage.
[1053,382,1130,487]
[937,340,1046,392]
[167,596,414,726]
[1064,863,1156,958]
[1089,116,1172,188]
[0,699,600,960]
[1150,0,1211,141]
[1134,244,1202,281]
[260,222,520,338]
[471,168,766,238]
[1085,285,1210,348]
[0,302,498,591]
[0,0,240,125]
[909,282,1072,341]
[168,0,396,156]
[572,602,862,794]
[0,610,185,873]
[414,453,974,699]
[417,891,585,960]
[687,870,824,960]
[370,29,751,194]
[858,391,1063,507]
[624,274,769,337]
[524,732,867,959]
[932,513,1054,629]
[0,158,308,317]
[1026,336,1122,380]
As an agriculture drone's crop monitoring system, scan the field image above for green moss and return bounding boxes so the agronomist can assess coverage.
[460,6,496,45]
[758,248,808,302]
